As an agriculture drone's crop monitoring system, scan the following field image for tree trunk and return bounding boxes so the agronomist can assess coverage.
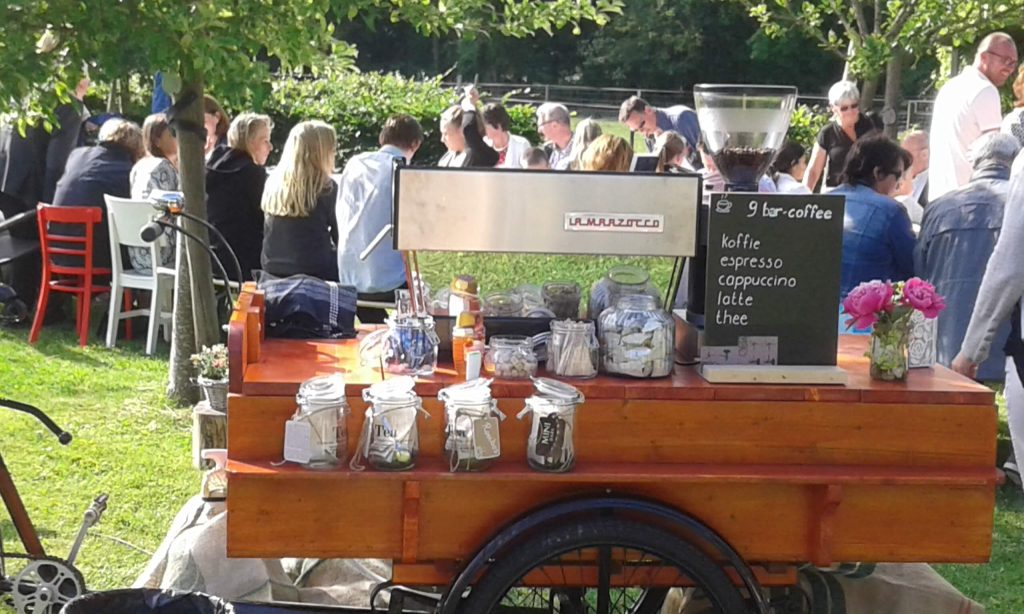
[166,77,220,405]
[167,229,198,404]
[860,77,879,112]
[882,50,905,138]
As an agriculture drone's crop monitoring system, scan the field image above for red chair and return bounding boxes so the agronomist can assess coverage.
[28,205,113,347]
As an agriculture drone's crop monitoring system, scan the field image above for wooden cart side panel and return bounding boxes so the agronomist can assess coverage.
[229,395,996,469]
[227,475,405,559]
[225,474,994,563]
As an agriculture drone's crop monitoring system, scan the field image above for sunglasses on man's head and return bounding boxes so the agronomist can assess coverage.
[837,102,860,112]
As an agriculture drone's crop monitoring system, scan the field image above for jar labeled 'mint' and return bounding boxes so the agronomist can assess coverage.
[599,294,675,378]
[293,374,349,468]
[587,265,661,320]
[484,335,538,379]
[439,379,505,472]
[353,377,428,471]
[517,378,583,473]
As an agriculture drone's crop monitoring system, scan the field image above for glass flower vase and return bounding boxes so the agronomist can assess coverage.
[869,325,910,382]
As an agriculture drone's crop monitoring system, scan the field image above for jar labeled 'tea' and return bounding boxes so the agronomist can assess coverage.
[439,379,505,472]
[352,377,429,471]
[517,378,584,473]
[599,294,675,378]
[547,320,599,379]
[484,335,538,379]
[587,265,662,320]
[290,374,349,468]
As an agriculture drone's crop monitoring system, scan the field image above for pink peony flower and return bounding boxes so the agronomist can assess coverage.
[902,277,945,319]
[842,280,894,329]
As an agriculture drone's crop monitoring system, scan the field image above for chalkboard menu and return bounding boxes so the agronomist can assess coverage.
[702,193,845,366]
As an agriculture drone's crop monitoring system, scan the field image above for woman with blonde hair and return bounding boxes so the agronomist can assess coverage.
[260,121,340,281]
[568,118,602,169]
[580,134,633,172]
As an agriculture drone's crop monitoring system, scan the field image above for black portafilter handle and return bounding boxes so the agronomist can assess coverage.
[140,214,169,243]
[0,399,72,445]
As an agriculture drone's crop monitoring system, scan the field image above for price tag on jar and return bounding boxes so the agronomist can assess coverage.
[283,419,313,464]
[472,417,501,459]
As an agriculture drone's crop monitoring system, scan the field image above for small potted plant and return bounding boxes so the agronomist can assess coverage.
[842,278,945,381]
[191,344,229,411]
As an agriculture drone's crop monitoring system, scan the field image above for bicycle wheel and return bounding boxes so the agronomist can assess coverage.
[457,517,747,614]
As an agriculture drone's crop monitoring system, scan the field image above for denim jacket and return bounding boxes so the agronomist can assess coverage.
[915,164,1011,380]
[833,183,916,298]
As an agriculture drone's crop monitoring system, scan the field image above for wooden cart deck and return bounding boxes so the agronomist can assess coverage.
[226,286,998,587]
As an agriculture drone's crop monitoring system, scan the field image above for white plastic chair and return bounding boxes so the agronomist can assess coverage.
[104,195,175,355]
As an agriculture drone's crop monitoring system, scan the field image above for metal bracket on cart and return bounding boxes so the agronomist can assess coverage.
[436,495,770,614]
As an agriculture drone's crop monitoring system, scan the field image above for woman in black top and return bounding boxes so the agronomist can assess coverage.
[260,121,339,281]
[804,80,877,192]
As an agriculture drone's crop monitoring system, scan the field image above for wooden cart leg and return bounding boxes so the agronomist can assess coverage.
[402,481,421,564]
[809,484,843,567]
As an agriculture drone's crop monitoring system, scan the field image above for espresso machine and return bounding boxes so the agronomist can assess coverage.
[675,84,798,364]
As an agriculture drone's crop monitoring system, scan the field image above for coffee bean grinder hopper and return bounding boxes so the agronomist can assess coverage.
[676,84,798,364]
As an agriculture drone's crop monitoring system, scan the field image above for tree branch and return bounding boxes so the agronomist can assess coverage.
[852,0,870,36]
[884,0,921,45]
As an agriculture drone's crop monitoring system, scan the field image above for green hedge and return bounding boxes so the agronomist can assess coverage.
[264,69,541,167]
[786,103,830,151]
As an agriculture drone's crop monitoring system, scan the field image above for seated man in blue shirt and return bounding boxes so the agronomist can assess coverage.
[336,115,423,323]
[618,95,702,169]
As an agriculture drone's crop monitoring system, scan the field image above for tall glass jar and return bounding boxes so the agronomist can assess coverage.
[517,378,584,473]
[542,281,582,320]
[547,320,599,379]
[292,374,349,468]
[353,377,428,471]
[484,335,538,379]
[484,291,524,317]
[587,265,662,320]
[598,294,675,378]
[439,379,505,472]
[384,316,439,376]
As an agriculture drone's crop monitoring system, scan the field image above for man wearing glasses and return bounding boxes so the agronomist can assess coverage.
[929,32,1018,200]
[618,96,702,170]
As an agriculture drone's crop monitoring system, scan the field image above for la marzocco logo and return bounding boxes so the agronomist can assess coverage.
[564,212,665,233]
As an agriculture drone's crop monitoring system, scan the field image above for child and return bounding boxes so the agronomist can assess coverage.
[522,146,550,170]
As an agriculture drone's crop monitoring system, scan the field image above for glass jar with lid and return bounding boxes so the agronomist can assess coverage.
[599,294,675,378]
[517,378,584,473]
[542,281,582,320]
[587,265,662,320]
[484,335,539,379]
[547,320,599,379]
[439,379,506,472]
[483,290,524,317]
[290,374,349,468]
[352,377,429,471]
[359,316,439,376]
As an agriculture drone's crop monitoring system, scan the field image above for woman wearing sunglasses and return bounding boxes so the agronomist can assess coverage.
[803,80,878,192]
[831,133,915,298]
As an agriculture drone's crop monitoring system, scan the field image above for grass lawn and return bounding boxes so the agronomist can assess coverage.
[2,255,1023,611]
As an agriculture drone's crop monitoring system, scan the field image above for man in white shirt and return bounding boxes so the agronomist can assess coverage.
[929,32,1018,200]
[481,103,530,169]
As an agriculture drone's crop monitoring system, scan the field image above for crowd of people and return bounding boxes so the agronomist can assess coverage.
[3,30,1024,482]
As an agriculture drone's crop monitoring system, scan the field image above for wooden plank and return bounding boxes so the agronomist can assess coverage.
[701,364,848,385]
[402,481,421,564]
[228,395,996,468]
[808,484,843,566]
[227,474,404,559]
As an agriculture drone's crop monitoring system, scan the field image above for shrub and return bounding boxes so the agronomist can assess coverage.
[264,67,541,167]
[786,103,830,151]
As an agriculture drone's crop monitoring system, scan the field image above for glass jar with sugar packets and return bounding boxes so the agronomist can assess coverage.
[284,374,349,469]
[483,290,524,317]
[587,265,662,320]
[547,320,599,379]
[542,281,582,320]
[351,377,429,471]
[484,335,539,380]
[517,378,583,473]
[439,379,506,472]
[599,294,675,378]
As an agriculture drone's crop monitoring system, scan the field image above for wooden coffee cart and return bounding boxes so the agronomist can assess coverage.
[225,169,998,613]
